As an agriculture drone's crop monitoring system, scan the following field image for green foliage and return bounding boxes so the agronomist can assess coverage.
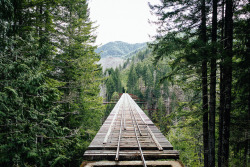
[149,0,250,166]
[152,97,170,134]
[0,0,104,166]
[127,64,139,94]
[105,68,123,101]
[168,120,203,167]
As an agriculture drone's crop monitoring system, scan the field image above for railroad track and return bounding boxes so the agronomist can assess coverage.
[83,93,179,165]
[104,93,164,167]
[127,95,147,167]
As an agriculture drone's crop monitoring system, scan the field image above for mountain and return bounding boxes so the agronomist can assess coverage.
[96,41,147,58]
[98,57,125,71]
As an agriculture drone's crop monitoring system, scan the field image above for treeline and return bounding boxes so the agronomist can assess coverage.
[96,41,146,58]
[149,0,249,167]
[0,0,103,166]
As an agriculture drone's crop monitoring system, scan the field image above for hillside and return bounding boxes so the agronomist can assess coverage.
[98,57,125,71]
[96,41,147,58]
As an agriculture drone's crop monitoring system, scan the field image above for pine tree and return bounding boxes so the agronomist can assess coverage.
[127,63,139,94]
[0,0,104,165]
[0,0,63,165]
[208,0,218,166]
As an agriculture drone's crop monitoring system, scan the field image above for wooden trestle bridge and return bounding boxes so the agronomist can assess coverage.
[82,93,182,167]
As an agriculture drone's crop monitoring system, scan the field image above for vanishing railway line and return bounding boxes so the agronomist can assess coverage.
[83,93,181,167]
[128,96,147,167]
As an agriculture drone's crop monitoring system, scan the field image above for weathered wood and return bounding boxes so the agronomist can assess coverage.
[84,153,179,161]
[83,93,179,162]
[85,150,179,155]
[127,95,164,151]
[81,161,183,167]
[129,102,147,167]
[103,99,122,144]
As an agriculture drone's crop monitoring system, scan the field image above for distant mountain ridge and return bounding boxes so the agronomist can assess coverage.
[96,41,147,58]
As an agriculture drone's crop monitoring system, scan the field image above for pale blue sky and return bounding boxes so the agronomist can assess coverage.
[89,0,158,45]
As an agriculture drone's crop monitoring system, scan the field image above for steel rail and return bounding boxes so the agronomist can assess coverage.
[127,94,163,151]
[130,106,143,136]
[115,107,123,161]
[126,94,147,167]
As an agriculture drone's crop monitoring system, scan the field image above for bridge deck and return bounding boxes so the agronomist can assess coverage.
[83,93,179,164]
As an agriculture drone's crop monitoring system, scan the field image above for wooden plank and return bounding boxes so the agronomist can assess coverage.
[84,93,178,161]
[84,150,179,154]
[127,94,147,167]
[82,161,183,167]
[127,94,164,151]
[103,95,123,144]
[147,126,163,151]
[83,153,179,161]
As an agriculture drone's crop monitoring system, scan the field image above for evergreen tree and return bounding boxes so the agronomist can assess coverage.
[105,68,122,101]
[127,63,139,95]
[208,0,218,166]
[149,0,249,166]
[0,0,104,166]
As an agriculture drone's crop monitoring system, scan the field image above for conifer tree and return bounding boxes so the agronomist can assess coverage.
[149,0,249,166]
[127,64,139,94]
[208,0,218,166]
[0,0,103,165]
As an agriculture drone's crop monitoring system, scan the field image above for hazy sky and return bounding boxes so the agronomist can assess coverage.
[88,0,158,45]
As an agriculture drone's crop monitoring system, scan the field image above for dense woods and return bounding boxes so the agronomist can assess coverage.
[0,0,249,166]
[148,0,249,166]
[0,0,103,166]
[103,0,249,166]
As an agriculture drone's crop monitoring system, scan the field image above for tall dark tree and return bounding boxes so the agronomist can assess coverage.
[221,0,233,166]
[209,0,218,166]
[149,0,249,166]
[149,0,212,165]
[218,1,225,166]
[200,0,209,166]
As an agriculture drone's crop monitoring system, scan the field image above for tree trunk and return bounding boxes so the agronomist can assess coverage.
[244,21,250,167]
[218,0,225,166]
[202,61,209,167]
[209,0,217,166]
[222,0,233,166]
[201,0,208,166]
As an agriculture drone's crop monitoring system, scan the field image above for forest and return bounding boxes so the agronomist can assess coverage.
[0,0,249,167]
[0,0,104,166]
[104,0,249,166]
